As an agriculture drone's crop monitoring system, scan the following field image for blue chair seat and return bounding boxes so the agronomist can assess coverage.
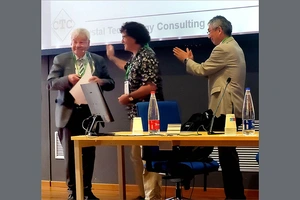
[256,153,259,163]
[149,160,219,174]
[136,101,219,198]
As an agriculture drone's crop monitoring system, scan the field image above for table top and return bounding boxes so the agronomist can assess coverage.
[71,131,259,147]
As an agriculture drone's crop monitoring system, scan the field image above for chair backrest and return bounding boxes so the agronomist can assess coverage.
[136,101,181,131]
[136,101,182,162]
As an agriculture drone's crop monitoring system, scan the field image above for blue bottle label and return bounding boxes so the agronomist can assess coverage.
[244,120,255,130]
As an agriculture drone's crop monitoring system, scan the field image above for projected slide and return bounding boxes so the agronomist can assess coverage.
[41,1,259,50]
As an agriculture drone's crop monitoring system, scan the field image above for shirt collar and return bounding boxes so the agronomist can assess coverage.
[220,36,232,44]
[74,52,87,61]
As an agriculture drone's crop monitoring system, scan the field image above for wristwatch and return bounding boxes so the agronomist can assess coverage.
[128,96,134,102]
[183,58,189,65]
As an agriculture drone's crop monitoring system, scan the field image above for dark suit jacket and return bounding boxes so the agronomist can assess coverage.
[47,51,115,128]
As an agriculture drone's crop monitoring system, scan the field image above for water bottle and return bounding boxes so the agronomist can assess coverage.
[148,91,160,135]
[242,87,255,135]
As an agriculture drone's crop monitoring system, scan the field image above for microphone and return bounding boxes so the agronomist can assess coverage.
[208,77,231,134]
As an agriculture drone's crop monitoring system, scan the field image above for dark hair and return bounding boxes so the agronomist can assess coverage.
[208,15,232,36]
[120,22,151,46]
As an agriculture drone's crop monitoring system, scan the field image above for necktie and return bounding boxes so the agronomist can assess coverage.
[78,59,85,77]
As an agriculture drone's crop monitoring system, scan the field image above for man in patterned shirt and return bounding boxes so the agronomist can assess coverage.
[106,21,164,200]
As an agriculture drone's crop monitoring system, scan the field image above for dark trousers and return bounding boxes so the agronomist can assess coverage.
[218,147,246,199]
[217,118,246,200]
[58,104,96,194]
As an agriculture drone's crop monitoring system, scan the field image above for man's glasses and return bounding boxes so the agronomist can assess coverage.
[207,26,220,35]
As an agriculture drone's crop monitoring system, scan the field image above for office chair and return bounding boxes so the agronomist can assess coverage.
[136,101,219,200]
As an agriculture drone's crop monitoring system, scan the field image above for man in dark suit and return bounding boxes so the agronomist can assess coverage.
[47,28,115,200]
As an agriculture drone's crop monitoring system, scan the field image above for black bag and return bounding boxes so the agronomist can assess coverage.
[181,109,227,132]
[175,109,216,162]
[143,110,219,162]
[181,109,213,132]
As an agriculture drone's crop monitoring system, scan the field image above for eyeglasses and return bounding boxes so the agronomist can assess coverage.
[207,26,220,35]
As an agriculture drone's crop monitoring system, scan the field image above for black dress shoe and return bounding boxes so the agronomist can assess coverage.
[133,196,145,200]
[84,191,100,200]
[68,193,76,200]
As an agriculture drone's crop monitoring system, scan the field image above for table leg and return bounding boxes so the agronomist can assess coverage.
[74,140,84,200]
[117,145,126,200]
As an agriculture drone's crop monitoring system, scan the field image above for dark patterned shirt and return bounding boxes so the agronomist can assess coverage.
[124,46,164,120]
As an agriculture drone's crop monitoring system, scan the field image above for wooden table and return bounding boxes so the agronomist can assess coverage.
[71,131,259,200]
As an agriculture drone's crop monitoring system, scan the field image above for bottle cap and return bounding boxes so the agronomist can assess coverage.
[150,91,155,94]
[246,87,250,91]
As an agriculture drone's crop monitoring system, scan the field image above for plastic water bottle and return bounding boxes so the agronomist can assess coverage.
[148,91,160,135]
[242,87,255,135]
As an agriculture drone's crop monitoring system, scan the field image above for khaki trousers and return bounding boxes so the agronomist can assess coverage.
[130,120,162,199]
[131,145,162,199]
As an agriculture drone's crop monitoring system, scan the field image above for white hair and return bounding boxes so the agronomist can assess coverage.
[71,28,90,41]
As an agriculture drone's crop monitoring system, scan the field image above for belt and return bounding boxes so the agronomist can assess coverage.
[74,104,89,108]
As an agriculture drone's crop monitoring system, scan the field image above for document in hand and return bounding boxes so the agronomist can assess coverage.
[69,66,92,105]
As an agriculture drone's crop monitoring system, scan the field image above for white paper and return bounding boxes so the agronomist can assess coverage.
[166,124,181,135]
[69,66,92,105]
